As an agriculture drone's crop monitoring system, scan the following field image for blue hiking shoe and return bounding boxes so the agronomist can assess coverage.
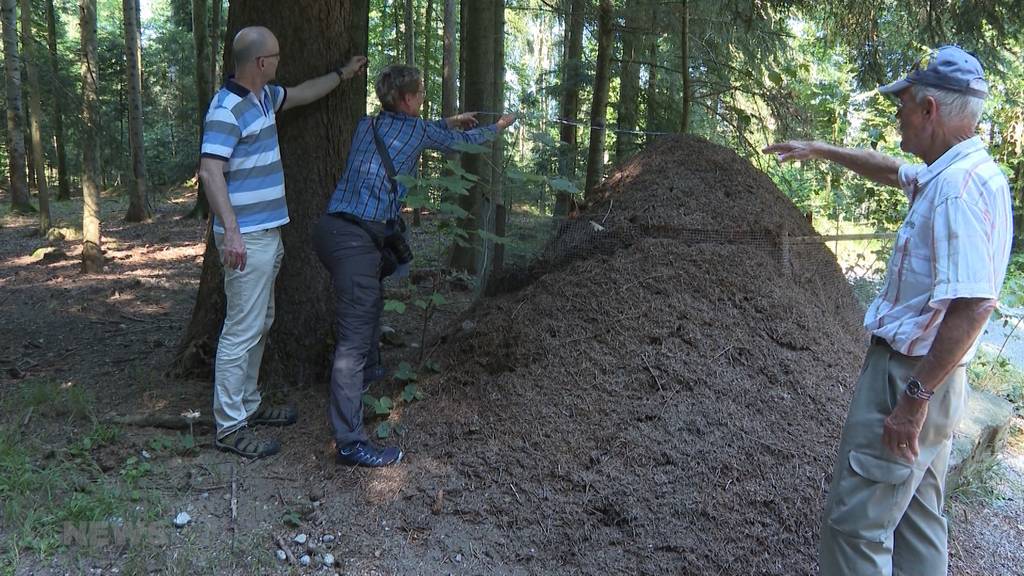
[336,441,403,467]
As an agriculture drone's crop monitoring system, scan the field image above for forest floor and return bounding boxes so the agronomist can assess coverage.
[0,181,1022,575]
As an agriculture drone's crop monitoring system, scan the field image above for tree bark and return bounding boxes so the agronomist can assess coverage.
[447,0,496,274]
[488,2,506,279]
[187,0,211,220]
[441,0,456,119]
[21,0,50,232]
[123,0,150,222]
[2,0,32,213]
[554,0,583,218]
[645,3,659,133]
[615,0,642,164]
[413,0,434,227]
[583,0,613,200]
[46,0,71,200]
[79,0,103,272]
[404,0,414,66]
[174,0,370,382]
[210,0,221,85]
[679,0,690,133]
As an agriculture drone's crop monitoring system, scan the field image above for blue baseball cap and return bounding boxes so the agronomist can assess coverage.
[879,45,988,99]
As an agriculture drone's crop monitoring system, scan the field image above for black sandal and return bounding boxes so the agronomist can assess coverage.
[246,404,298,427]
[215,429,280,459]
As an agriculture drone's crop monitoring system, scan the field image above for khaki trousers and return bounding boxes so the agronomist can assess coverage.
[819,341,966,576]
[213,228,284,439]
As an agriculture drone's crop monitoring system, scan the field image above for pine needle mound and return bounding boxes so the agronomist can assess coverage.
[401,135,867,575]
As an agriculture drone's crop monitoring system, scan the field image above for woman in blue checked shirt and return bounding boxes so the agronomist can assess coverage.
[313,64,515,467]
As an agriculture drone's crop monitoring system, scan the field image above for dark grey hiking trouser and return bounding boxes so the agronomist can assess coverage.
[313,213,387,448]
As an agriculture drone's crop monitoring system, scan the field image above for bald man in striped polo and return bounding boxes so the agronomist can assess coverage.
[199,26,366,459]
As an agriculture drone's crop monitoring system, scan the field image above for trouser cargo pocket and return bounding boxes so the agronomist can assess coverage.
[827,450,915,542]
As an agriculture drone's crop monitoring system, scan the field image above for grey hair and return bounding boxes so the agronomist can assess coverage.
[375,65,422,112]
[911,83,986,126]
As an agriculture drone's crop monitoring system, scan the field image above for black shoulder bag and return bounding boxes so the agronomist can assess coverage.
[366,116,413,277]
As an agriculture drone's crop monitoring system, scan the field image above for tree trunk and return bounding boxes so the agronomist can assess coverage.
[46,0,71,200]
[21,0,50,231]
[679,0,690,133]
[174,0,370,382]
[645,4,658,133]
[554,0,583,218]
[447,0,496,274]
[2,0,32,213]
[24,98,36,192]
[488,2,505,280]
[404,0,414,66]
[187,0,212,220]
[123,0,150,222]
[413,0,434,227]
[615,0,642,164]
[79,0,103,272]
[188,0,211,219]
[583,0,613,200]
[441,0,456,119]
[210,0,221,85]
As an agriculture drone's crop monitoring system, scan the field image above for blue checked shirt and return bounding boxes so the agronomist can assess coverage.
[327,111,497,222]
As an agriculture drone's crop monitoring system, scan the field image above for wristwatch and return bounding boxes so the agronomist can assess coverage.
[905,377,934,401]
[335,66,349,80]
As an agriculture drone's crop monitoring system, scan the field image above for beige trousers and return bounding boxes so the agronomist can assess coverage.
[819,341,966,576]
[213,227,284,439]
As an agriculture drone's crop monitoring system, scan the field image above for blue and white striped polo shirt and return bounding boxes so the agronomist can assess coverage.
[201,79,289,234]
[327,111,497,222]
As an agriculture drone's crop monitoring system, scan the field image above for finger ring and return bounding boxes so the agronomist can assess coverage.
[898,443,908,448]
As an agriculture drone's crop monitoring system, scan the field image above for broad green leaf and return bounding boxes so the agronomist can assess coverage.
[439,202,470,218]
[375,421,392,439]
[394,174,419,188]
[413,299,428,310]
[429,292,447,306]
[425,359,442,373]
[383,299,407,314]
[401,383,425,402]
[395,361,418,381]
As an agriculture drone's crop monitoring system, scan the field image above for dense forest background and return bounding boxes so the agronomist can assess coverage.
[2,0,1022,252]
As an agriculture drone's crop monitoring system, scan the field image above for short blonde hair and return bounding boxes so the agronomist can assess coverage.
[375,65,422,112]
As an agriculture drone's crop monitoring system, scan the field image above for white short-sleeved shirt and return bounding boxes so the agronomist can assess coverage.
[864,136,1012,359]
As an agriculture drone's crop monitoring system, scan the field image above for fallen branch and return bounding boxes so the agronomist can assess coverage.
[274,535,295,564]
[106,413,214,431]
[231,466,238,524]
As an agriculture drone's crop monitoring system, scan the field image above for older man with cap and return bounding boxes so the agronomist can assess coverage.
[199,26,368,459]
[764,46,1012,574]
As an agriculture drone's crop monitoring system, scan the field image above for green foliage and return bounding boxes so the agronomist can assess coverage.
[969,346,1024,406]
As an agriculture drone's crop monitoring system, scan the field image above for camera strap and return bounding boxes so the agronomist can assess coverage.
[371,115,401,224]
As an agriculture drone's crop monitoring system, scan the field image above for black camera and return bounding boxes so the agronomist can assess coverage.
[384,229,413,265]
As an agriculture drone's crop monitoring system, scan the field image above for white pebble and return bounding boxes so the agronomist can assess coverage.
[172,512,191,528]
[294,533,307,545]
[275,549,287,562]
[323,553,335,566]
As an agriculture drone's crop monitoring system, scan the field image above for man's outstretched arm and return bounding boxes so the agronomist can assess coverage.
[763,141,905,189]
[282,55,367,111]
